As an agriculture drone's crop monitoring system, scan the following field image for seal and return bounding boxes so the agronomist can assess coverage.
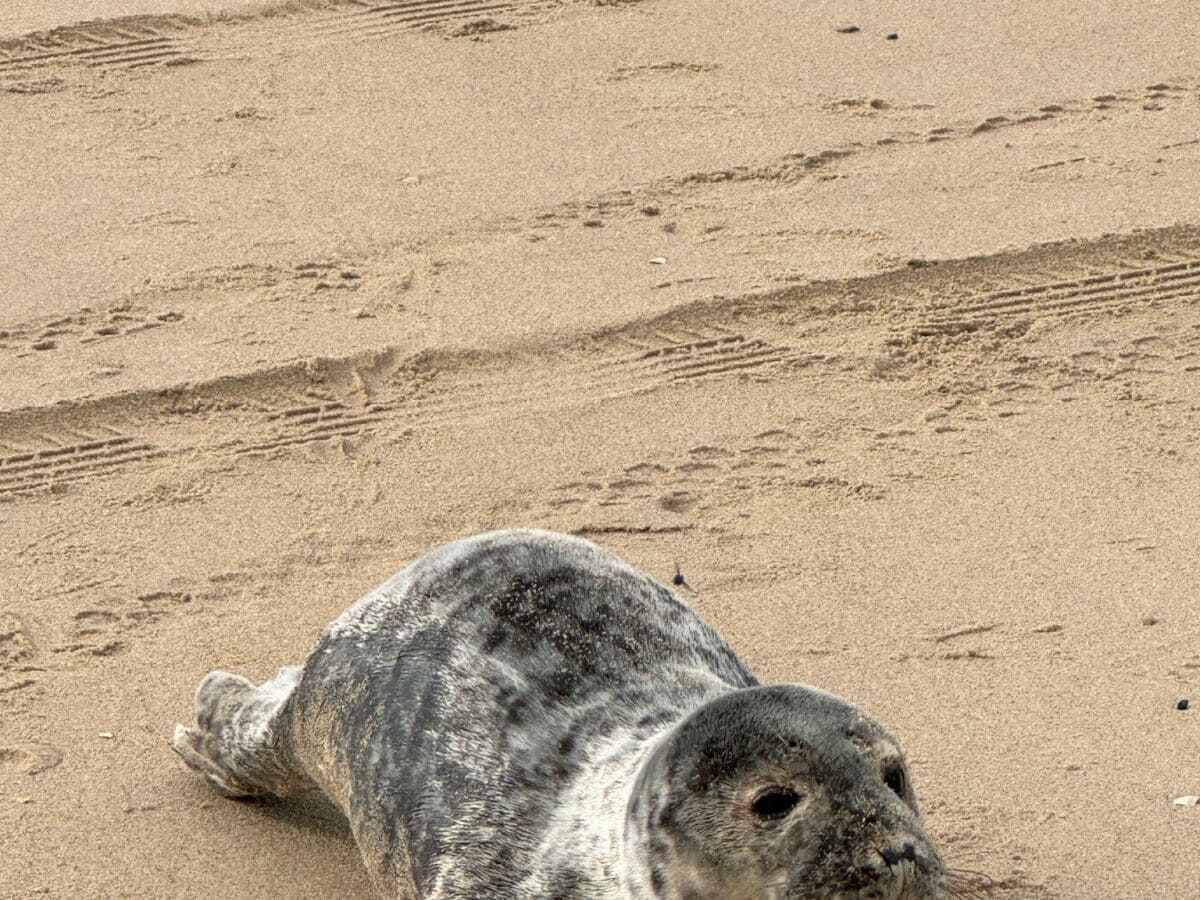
[174,529,952,899]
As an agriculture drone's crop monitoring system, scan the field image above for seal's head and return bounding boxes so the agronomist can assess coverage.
[628,684,946,899]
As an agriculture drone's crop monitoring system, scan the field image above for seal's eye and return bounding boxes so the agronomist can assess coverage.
[750,787,801,821]
[883,764,906,797]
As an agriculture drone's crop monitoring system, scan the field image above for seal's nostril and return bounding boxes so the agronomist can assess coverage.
[880,846,903,866]
[879,843,917,867]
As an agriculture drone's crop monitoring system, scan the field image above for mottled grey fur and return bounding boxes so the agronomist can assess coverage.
[174,529,944,899]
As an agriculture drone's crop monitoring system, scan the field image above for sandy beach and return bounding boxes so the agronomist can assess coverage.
[2,1,1199,896]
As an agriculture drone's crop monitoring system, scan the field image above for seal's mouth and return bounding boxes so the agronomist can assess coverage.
[767,853,981,900]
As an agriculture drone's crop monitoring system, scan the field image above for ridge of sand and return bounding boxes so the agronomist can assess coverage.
[4,0,1200,415]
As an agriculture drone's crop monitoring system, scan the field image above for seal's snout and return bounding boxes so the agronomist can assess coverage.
[858,836,943,900]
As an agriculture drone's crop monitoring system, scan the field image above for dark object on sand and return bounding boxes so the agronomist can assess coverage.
[673,562,690,589]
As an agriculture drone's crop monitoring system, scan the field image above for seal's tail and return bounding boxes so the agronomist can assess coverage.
[172,667,308,799]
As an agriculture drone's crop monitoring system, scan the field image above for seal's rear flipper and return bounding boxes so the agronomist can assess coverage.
[173,667,308,800]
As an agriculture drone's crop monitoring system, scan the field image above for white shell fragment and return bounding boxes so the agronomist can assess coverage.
[1172,795,1199,806]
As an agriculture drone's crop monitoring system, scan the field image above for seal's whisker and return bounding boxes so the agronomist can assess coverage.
[941,865,1001,897]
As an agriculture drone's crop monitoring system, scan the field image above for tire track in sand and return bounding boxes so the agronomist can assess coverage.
[0,0,544,74]
[0,434,167,497]
[912,257,1200,336]
[296,0,521,40]
[0,326,805,497]
[4,227,1199,499]
[0,17,197,72]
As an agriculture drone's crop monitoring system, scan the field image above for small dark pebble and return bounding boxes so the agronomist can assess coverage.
[1178,699,1191,711]
[886,32,899,40]
[836,24,861,34]
[641,205,661,217]
[583,219,603,228]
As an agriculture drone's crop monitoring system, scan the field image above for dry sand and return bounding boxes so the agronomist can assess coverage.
[2,0,1200,896]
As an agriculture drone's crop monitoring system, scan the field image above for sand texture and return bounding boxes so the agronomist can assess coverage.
[2,1,1200,897]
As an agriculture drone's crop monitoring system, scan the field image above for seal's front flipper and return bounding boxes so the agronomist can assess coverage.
[173,667,309,800]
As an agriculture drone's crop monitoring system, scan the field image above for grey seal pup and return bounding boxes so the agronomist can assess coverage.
[174,529,964,898]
